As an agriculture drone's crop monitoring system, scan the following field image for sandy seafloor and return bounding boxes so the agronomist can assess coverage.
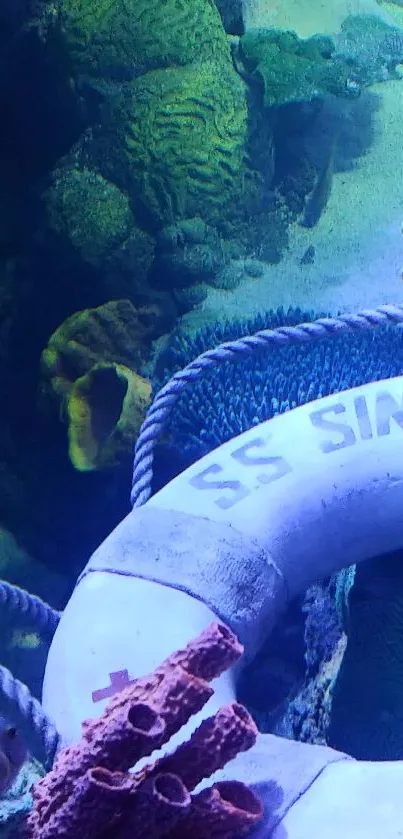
[181,78,403,332]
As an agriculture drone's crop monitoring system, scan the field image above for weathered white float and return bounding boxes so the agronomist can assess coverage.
[43,374,403,838]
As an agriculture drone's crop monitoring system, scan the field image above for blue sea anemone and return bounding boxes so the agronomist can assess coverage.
[153,306,403,482]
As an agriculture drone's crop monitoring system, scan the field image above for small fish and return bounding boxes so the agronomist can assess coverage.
[300,136,338,228]
[0,717,28,795]
[300,244,316,265]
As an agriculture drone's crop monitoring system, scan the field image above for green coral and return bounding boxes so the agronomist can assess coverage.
[57,0,250,244]
[120,60,248,228]
[47,167,133,264]
[59,0,228,79]
[154,217,229,288]
[239,28,358,107]
[338,15,403,84]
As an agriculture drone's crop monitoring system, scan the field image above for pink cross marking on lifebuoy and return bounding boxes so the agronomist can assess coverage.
[92,669,136,702]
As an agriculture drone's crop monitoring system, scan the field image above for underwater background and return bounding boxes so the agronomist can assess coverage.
[2,0,403,826]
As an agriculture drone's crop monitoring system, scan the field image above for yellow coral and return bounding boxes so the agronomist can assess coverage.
[10,630,42,650]
[41,299,158,400]
[66,362,151,470]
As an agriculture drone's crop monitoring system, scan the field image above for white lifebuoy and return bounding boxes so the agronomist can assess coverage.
[42,374,403,746]
[41,375,403,836]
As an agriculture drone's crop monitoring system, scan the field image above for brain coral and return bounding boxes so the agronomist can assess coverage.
[120,60,248,228]
[59,0,228,79]
[154,307,403,478]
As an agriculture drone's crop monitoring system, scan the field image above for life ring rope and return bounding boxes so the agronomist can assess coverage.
[0,580,61,633]
[131,303,403,508]
[0,664,61,767]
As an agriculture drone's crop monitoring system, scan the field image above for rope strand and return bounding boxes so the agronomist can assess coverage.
[0,665,61,768]
[0,581,61,634]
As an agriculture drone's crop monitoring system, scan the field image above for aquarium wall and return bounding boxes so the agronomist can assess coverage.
[2,0,403,829]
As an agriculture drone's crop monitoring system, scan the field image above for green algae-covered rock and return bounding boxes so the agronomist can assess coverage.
[238,28,358,107]
[337,15,403,84]
[56,0,250,239]
[47,167,133,265]
[153,217,230,289]
[119,60,248,228]
[59,0,228,79]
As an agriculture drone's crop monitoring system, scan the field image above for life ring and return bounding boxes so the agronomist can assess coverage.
[42,374,403,746]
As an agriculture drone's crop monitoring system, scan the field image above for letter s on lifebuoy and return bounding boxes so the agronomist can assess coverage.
[150,376,403,594]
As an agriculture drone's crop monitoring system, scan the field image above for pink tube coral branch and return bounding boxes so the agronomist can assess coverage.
[25,622,263,839]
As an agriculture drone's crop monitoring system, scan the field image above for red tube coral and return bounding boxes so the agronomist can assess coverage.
[26,622,263,839]
[168,781,265,838]
[141,703,258,791]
